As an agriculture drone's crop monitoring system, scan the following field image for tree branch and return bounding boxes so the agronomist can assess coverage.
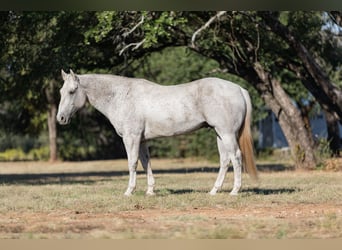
[119,38,146,56]
[191,11,226,48]
[123,14,145,38]
[118,13,147,56]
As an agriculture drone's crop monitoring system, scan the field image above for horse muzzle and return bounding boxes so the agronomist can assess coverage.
[56,113,71,125]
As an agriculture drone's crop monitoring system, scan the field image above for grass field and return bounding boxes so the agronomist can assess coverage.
[0,158,341,239]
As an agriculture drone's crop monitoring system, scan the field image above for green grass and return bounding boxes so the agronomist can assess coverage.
[0,158,341,239]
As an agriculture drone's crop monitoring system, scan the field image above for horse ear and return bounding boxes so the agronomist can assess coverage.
[61,69,67,80]
[69,69,78,82]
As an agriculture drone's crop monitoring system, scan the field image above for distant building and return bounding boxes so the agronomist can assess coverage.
[258,110,342,149]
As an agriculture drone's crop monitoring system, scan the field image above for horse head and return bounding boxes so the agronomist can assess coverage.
[56,69,87,125]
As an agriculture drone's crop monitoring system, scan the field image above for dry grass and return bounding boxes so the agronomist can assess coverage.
[323,158,342,172]
[0,158,341,239]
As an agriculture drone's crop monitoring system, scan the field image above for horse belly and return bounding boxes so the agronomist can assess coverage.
[143,107,204,139]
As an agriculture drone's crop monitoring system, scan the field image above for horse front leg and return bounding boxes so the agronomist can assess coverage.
[123,135,141,196]
[139,142,155,195]
[209,136,230,195]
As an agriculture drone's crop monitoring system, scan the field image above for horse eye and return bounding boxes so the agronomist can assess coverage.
[69,90,75,95]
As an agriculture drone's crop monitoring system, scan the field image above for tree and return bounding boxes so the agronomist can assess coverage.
[1,11,119,161]
[90,11,341,168]
[1,11,340,166]
[259,11,342,156]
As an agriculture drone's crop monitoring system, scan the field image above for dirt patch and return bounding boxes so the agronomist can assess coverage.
[120,203,342,222]
[0,203,340,238]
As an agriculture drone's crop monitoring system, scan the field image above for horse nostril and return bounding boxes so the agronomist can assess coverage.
[61,116,65,122]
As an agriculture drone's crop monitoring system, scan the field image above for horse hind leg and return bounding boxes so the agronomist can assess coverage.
[230,147,242,196]
[139,142,155,196]
[210,134,242,196]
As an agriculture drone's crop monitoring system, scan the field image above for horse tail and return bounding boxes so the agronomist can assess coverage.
[239,88,258,180]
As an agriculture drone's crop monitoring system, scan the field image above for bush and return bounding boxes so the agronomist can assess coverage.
[0,146,50,161]
[27,146,50,161]
[0,148,26,161]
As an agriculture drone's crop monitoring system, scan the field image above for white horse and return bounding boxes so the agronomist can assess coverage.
[57,69,257,196]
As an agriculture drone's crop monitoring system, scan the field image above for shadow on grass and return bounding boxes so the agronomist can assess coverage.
[156,187,298,196]
[241,187,298,195]
[256,164,294,172]
[157,188,206,195]
[0,163,293,186]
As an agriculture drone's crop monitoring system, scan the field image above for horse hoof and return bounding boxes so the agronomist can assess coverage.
[146,191,155,196]
[229,191,238,196]
[209,187,219,195]
[124,190,134,196]
[209,190,217,196]
[124,187,136,196]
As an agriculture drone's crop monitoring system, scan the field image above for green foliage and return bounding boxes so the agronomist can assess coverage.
[0,11,123,161]
[141,12,187,48]
[28,146,50,161]
[84,11,117,44]
[287,11,323,48]
[0,133,47,153]
[0,149,26,161]
[0,147,49,161]
[134,46,218,84]
[1,11,116,128]
[0,132,49,161]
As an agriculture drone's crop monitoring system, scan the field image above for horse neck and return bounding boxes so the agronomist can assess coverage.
[78,74,128,117]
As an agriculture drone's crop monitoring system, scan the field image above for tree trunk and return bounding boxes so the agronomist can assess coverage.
[324,110,341,157]
[298,100,316,147]
[283,62,341,157]
[252,62,317,169]
[47,103,58,162]
[45,80,58,162]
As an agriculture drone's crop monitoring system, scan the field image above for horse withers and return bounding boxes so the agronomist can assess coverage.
[57,69,257,196]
